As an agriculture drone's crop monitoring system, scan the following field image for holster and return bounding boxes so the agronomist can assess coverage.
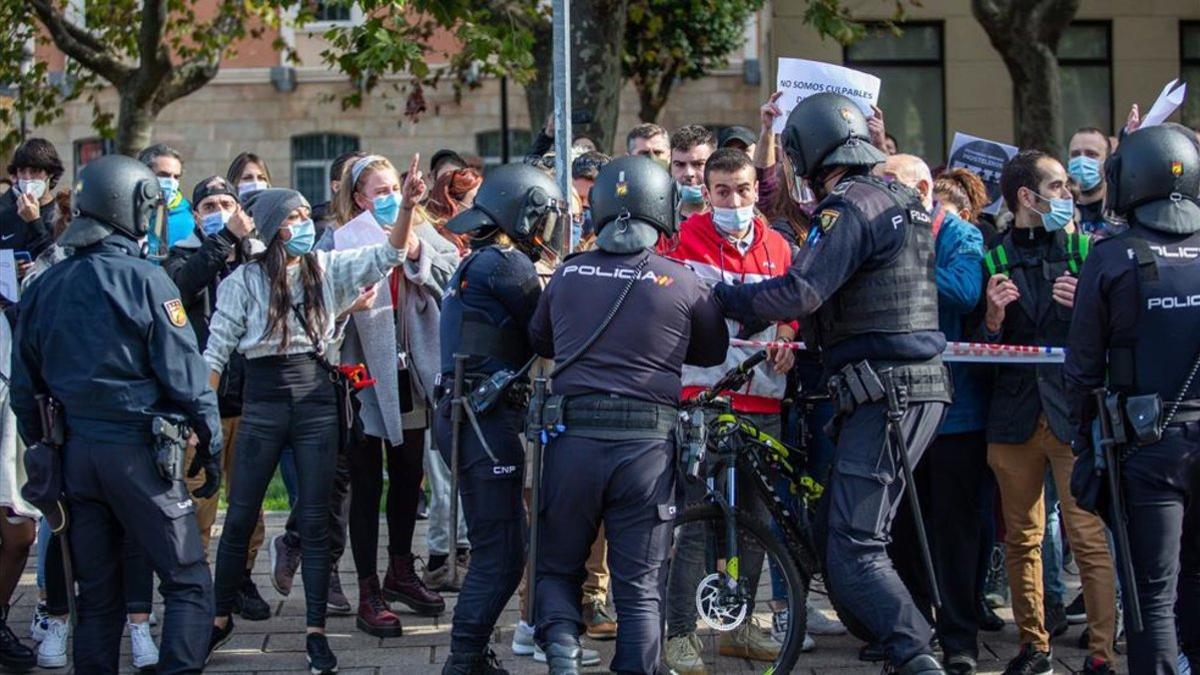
[22,395,68,532]
[825,359,951,437]
[151,416,190,483]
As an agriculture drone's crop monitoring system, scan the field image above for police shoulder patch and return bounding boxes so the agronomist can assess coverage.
[818,209,841,232]
[163,299,187,328]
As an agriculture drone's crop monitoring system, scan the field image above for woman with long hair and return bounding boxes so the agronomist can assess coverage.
[331,154,460,637]
[227,152,272,200]
[423,167,482,256]
[204,158,426,674]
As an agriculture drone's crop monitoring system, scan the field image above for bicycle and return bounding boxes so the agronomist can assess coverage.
[664,351,827,674]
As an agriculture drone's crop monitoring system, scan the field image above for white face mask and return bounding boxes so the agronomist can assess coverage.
[17,179,46,200]
[238,180,269,198]
[711,205,755,235]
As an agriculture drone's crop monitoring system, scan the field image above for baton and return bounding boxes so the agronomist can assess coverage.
[525,377,548,625]
[882,370,941,611]
[448,354,467,588]
[1093,388,1143,634]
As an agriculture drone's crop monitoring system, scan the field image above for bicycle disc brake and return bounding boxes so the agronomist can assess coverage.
[695,572,748,632]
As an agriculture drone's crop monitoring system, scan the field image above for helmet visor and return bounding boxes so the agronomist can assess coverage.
[144,200,169,261]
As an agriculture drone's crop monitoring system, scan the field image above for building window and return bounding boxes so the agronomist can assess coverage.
[1183,22,1200,128]
[1057,22,1112,139]
[313,2,352,23]
[844,23,945,162]
[291,133,360,205]
[476,129,533,169]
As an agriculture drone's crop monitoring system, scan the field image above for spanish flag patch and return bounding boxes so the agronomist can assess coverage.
[163,299,187,328]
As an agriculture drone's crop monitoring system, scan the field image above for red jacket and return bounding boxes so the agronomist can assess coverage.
[668,211,794,413]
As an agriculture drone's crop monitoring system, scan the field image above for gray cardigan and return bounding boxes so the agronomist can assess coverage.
[340,218,459,442]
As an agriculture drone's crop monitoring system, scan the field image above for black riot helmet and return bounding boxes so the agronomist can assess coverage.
[1105,124,1200,215]
[62,154,166,249]
[781,92,886,182]
[589,155,676,237]
[445,163,568,247]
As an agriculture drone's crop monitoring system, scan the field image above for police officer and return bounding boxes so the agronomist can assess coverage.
[435,163,566,675]
[1065,124,1200,675]
[10,154,222,674]
[526,156,728,674]
[713,92,951,675]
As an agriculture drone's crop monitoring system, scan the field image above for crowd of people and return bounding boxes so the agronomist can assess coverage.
[0,82,1191,675]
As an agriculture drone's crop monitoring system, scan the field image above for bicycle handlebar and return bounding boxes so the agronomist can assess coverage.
[692,350,767,405]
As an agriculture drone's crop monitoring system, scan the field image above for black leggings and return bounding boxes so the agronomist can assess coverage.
[348,429,426,579]
[214,356,339,628]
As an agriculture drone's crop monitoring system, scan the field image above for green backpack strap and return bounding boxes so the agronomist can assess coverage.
[1064,232,1091,275]
[984,244,1011,278]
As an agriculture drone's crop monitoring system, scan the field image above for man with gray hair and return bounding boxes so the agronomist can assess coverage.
[138,143,193,251]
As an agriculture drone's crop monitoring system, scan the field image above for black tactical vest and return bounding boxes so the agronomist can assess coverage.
[1108,229,1200,402]
[811,176,939,347]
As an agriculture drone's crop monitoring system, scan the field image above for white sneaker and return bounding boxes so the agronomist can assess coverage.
[129,620,159,670]
[806,603,846,636]
[29,603,49,642]
[511,620,535,656]
[533,644,602,666]
[770,609,817,653]
[802,632,816,652]
[36,617,68,669]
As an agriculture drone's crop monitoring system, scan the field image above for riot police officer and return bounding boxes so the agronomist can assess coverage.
[1065,124,1200,675]
[713,92,952,675]
[435,163,566,675]
[526,156,728,674]
[10,154,222,674]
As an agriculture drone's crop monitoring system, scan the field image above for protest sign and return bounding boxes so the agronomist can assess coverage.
[773,58,881,134]
[0,250,16,305]
[947,133,1019,216]
[1140,79,1187,128]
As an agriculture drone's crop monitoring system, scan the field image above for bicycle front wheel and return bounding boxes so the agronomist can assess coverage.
[662,503,808,674]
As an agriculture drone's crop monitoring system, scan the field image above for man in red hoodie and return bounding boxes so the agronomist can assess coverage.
[663,148,797,673]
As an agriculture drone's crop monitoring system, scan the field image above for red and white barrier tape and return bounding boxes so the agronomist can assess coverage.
[729,338,1066,364]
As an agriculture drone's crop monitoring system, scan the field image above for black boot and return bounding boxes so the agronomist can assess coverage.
[896,653,947,675]
[545,642,581,675]
[0,606,35,672]
[978,598,1005,632]
[441,649,510,675]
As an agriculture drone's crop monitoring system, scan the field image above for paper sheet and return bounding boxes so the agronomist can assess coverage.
[772,58,881,134]
[0,250,17,305]
[333,210,389,251]
[1140,79,1187,129]
[947,132,1019,216]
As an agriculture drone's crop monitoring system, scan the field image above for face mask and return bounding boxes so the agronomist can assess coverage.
[283,219,316,256]
[238,180,268,198]
[712,205,755,235]
[371,192,400,226]
[1032,192,1074,232]
[17,179,46,200]
[201,210,231,236]
[678,183,704,205]
[158,177,179,203]
[1068,156,1103,192]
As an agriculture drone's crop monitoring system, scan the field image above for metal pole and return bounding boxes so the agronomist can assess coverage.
[500,76,510,164]
[552,0,574,251]
[447,354,467,588]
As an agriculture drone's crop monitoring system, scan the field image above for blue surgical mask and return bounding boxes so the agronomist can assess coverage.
[201,210,231,236]
[283,219,316,256]
[158,176,179,203]
[1034,192,1075,232]
[678,183,704,205]
[371,192,400,226]
[712,205,755,235]
[1068,156,1103,192]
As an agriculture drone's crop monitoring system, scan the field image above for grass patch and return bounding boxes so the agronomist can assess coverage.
[219,469,294,512]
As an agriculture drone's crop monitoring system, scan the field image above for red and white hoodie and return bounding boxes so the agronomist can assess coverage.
[669,212,794,413]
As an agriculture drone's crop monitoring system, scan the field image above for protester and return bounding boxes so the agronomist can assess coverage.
[1065,128,1113,236]
[882,154,988,675]
[670,125,716,222]
[204,166,425,673]
[983,150,1117,675]
[138,143,194,250]
[315,150,366,241]
[227,151,272,201]
[430,149,468,182]
[571,151,609,238]
[0,138,62,262]
[331,154,457,635]
[625,123,671,164]
[718,124,758,157]
[425,167,483,256]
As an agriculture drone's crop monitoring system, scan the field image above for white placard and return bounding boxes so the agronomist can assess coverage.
[947,132,1019,216]
[772,58,881,134]
[333,210,389,251]
[0,250,17,304]
[1140,79,1187,129]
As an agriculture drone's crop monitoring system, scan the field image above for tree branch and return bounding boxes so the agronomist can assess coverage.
[155,55,218,108]
[29,0,131,84]
[138,0,171,78]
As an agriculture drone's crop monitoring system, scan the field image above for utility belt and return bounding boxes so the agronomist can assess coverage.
[1106,392,1200,461]
[434,372,531,414]
[529,392,678,442]
[827,358,952,418]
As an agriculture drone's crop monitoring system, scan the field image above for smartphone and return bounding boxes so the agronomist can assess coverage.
[14,251,31,264]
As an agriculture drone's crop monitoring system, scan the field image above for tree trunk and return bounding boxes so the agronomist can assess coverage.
[1005,45,1062,155]
[635,68,676,124]
[570,0,628,153]
[115,92,157,157]
[524,21,553,141]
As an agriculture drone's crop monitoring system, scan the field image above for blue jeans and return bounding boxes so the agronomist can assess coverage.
[1043,471,1066,606]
